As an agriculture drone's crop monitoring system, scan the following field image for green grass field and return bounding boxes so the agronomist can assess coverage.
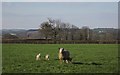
[2,44,118,73]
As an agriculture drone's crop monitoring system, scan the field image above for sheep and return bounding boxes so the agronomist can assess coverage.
[58,48,72,63]
[45,54,49,60]
[36,53,41,61]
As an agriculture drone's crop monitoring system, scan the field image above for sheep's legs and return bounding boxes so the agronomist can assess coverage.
[60,59,62,64]
[36,58,40,61]
[66,60,68,63]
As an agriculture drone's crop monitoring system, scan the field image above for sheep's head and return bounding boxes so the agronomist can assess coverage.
[59,48,64,53]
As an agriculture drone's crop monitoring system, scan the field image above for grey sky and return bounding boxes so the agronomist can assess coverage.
[2,0,120,2]
[2,2,118,29]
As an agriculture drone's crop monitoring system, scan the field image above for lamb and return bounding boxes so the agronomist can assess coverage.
[45,54,49,60]
[36,53,41,61]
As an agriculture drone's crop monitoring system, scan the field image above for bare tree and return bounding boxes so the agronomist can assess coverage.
[40,18,80,42]
[64,23,70,40]
[81,26,90,40]
[40,22,53,40]
[70,25,79,40]
[47,18,63,43]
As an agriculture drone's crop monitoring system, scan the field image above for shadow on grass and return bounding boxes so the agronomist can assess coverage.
[72,61,102,65]
[54,58,102,65]
[54,59,102,65]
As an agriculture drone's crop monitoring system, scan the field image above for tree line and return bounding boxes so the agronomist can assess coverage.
[39,18,118,42]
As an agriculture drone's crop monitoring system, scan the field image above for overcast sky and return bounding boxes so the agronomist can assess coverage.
[2,2,118,29]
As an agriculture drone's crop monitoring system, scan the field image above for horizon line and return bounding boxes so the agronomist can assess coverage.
[1,27,119,30]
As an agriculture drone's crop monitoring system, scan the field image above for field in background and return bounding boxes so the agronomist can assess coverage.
[2,44,118,73]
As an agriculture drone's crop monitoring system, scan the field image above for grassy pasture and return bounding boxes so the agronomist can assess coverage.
[2,44,118,73]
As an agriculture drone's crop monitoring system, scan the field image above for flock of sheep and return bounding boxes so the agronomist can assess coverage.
[36,48,72,64]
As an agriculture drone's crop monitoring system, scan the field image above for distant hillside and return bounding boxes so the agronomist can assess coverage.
[1,29,28,39]
[1,29,43,39]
